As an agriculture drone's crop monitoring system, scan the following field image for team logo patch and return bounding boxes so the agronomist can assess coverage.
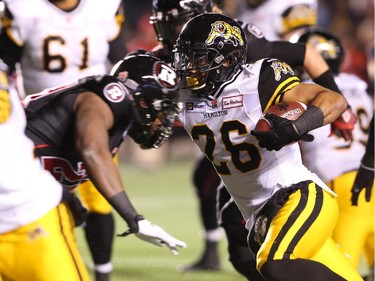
[154,62,178,90]
[186,100,206,112]
[270,61,294,81]
[206,21,244,47]
[103,83,125,103]
[222,95,243,110]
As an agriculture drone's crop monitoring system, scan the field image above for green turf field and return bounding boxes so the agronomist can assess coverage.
[75,158,371,280]
[76,160,246,281]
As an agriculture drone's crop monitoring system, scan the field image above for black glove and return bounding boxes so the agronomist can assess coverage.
[251,113,314,151]
[61,189,88,227]
[351,165,374,206]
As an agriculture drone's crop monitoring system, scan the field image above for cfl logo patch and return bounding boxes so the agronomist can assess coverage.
[104,83,125,103]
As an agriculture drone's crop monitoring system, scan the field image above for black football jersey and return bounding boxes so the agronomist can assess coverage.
[24,75,134,189]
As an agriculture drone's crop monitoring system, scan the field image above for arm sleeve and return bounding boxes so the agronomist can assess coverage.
[312,69,341,94]
[268,41,306,68]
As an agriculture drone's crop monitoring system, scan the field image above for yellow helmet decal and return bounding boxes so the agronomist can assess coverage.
[307,34,339,60]
[206,21,244,47]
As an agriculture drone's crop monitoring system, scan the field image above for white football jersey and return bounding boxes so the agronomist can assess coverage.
[0,70,62,234]
[4,0,122,94]
[238,0,317,41]
[178,59,333,231]
[300,73,373,182]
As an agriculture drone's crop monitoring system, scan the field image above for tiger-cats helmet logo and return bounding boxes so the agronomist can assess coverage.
[307,34,339,60]
[270,61,294,81]
[205,21,244,47]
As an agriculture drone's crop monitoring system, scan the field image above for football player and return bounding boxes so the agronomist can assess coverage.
[148,0,356,278]
[0,1,127,280]
[172,13,363,281]
[0,59,90,280]
[238,0,318,41]
[22,54,186,276]
[291,28,374,280]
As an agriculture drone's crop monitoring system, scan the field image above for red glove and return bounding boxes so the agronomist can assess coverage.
[329,107,357,141]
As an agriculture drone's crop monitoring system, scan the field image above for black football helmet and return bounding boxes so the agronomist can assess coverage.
[290,28,344,74]
[110,54,182,149]
[172,13,247,97]
[150,0,212,51]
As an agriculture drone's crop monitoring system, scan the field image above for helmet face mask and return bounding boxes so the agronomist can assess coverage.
[150,0,212,49]
[173,42,222,89]
[172,13,247,97]
[110,54,182,149]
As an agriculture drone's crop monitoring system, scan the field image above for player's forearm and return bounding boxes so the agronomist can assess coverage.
[81,148,143,230]
[285,83,346,125]
[303,44,329,79]
[80,147,124,198]
[308,89,347,125]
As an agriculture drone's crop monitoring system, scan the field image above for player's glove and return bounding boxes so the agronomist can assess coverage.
[118,219,187,255]
[351,164,374,206]
[251,113,314,151]
[329,107,357,141]
[61,189,88,227]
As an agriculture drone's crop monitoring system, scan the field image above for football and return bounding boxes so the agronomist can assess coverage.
[254,101,307,131]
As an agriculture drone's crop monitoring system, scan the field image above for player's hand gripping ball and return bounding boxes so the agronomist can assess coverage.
[252,101,313,151]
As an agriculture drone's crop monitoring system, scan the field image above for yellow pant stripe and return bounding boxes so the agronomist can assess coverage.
[57,204,86,281]
[268,183,323,261]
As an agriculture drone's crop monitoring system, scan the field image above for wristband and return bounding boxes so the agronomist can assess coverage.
[313,69,341,94]
[293,105,324,135]
[108,191,143,232]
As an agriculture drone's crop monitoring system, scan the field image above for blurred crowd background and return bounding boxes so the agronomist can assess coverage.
[122,0,374,95]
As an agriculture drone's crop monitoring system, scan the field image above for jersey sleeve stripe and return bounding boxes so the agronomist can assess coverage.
[264,77,300,111]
